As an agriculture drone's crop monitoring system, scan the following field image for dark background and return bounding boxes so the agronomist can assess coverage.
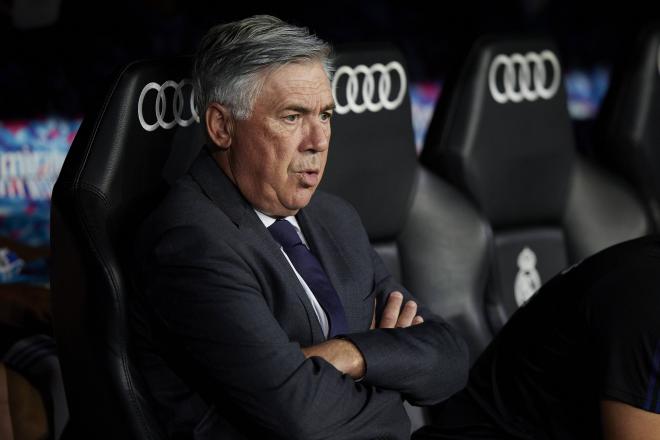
[2,0,660,119]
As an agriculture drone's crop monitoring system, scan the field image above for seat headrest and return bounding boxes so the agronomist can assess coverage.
[57,56,204,207]
[320,45,417,241]
[421,37,576,228]
[598,28,660,210]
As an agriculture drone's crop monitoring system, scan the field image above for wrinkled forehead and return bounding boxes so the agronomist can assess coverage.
[258,61,334,108]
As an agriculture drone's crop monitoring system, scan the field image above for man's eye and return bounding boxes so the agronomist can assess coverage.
[284,114,299,122]
[320,112,332,121]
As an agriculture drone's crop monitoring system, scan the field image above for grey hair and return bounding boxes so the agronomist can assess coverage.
[193,15,334,121]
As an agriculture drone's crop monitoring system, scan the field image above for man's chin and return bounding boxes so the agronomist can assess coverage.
[281,189,316,213]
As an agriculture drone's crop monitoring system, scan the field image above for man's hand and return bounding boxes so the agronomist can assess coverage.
[374,291,424,329]
[302,339,365,379]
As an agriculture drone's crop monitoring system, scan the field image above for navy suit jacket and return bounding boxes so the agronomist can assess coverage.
[133,150,468,439]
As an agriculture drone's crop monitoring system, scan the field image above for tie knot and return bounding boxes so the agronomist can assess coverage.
[268,219,303,249]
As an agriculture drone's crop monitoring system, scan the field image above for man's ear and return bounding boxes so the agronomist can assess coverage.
[205,103,234,150]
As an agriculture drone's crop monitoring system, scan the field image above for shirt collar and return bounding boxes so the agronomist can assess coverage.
[254,209,302,233]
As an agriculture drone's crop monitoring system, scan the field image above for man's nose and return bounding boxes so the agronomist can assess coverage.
[302,118,330,152]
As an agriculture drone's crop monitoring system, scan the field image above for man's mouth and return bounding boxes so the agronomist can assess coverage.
[295,169,320,187]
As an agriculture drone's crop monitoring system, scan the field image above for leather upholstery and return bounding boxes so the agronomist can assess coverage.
[421,36,651,355]
[322,44,442,432]
[595,28,660,229]
[421,38,575,228]
[51,57,203,440]
[321,44,417,242]
[398,168,491,359]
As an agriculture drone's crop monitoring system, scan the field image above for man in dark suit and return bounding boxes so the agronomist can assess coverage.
[134,15,468,439]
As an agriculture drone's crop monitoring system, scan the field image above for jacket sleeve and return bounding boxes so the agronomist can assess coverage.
[140,223,411,440]
[343,247,470,406]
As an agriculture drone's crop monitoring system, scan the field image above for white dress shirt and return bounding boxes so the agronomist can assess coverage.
[255,210,330,338]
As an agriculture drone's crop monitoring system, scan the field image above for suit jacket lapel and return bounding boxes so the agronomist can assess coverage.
[188,150,325,343]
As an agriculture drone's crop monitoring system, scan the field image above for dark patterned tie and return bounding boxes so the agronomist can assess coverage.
[268,219,348,337]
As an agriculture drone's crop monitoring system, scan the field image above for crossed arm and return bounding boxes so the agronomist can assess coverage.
[302,291,424,380]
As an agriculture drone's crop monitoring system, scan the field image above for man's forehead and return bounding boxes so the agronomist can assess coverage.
[277,91,335,110]
[259,62,334,108]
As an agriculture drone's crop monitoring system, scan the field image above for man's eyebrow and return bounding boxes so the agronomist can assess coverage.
[281,103,336,113]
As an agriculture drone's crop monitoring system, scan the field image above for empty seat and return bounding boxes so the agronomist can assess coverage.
[418,36,650,358]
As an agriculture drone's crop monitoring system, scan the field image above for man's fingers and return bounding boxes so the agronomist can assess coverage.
[380,291,403,328]
[396,300,418,328]
[379,291,423,329]
[370,297,377,329]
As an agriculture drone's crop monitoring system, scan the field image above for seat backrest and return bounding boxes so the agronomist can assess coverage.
[420,36,650,354]
[595,27,660,229]
[51,57,203,440]
[321,44,417,281]
[321,44,482,430]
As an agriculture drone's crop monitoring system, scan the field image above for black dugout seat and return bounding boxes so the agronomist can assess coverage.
[595,28,660,229]
[321,44,477,431]
[322,45,416,281]
[51,57,203,439]
[419,36,651,358]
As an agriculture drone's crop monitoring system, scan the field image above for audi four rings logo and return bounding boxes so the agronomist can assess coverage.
[137,79,199,131]
[488,50,561,104]
[332,61,407,115]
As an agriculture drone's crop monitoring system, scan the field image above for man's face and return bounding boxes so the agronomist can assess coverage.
[225,61,334,217]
